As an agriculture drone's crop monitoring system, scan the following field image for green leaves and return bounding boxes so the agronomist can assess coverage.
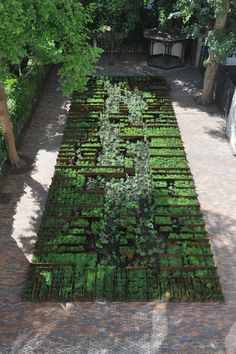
[123,88,148,125]
[0,0,101,95]
[206,30,236,63]
[170,0,236,65]
[22,76,224,302]
[106,0,142,34]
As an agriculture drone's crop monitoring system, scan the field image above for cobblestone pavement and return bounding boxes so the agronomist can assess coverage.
[0,56,236,354]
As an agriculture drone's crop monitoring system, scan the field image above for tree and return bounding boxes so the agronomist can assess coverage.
[149,0,179,29]
[87,0,143,34]
[85,0,144,63]
[171,0,236,104]
[0,1,101,166]
[107,0,144,63]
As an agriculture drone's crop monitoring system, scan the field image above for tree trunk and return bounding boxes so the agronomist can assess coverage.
[0,84,23,167]
[201,52,219,105]
[109,36,114,65]
[201,0,230,104]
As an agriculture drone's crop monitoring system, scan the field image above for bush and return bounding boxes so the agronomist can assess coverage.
[0,64,50,167]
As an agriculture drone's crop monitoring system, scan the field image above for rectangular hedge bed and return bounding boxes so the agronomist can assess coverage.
[22,76,224,302]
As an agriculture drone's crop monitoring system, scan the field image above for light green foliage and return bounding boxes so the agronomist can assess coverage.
[206,30,236,64]
[171,0,236,64]
[123,88,148,125]
[94,80,164,266]
[0,0,101,94]
[151,0,178,29]
[104,80,123,113]
[97,112,123,165]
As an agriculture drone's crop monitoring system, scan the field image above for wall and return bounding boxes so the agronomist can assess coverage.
[215,66,236,118]
[226,87,236,154]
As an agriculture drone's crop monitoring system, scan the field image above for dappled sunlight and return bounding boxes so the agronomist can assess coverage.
[11,148,58,261]
[9,303,168,354]
[12,183,41,261]
[7,69,71,262]
[173,78,198,92]
[97,54,220,116]
[200,208,236,303]
[31,149,58,185]
[1,58,236,353]
[150,303,168,351]
[61,99,71,112]
[209,217,236,249]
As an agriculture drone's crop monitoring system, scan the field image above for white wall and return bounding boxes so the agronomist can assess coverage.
[171,43,182,58]
[152,43,165,55]
[226,87,236,154]
[226,54,236,66]
[152,42,182,58]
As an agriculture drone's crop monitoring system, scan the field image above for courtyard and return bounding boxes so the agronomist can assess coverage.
[0,55,236,352]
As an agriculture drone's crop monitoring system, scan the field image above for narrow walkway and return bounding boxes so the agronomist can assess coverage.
[0,56,236,353]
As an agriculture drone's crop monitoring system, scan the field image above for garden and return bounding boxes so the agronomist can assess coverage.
[22,76,223,302]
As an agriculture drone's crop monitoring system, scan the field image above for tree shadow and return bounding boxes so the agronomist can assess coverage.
[0,66,70,297]
[204,127,228,142]
[160,208,236,353]
[1,61,236,353]
[0,67,167,354]
[2,197,236,354]
[0,67,70,255]
[97,53,220,116]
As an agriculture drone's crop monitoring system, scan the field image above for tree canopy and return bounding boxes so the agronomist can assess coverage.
[172,0,236,103]
[85,0,143,35]
[171,0,236,65]
[146,0,236,103]
[1,0,236,168]
[0,0,102,167]
[0,0,101,95]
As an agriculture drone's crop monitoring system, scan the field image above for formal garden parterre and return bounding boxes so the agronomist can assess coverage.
[22,76,224,302]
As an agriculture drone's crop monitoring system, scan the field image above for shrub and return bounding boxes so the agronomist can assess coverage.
[0,64,49,167]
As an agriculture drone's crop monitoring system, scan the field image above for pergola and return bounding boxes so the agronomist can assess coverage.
[144,28,186,69]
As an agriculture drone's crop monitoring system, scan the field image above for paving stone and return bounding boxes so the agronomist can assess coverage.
[0,56,236,353]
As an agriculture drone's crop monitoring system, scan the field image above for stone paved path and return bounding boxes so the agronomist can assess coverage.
[0,57,236,353]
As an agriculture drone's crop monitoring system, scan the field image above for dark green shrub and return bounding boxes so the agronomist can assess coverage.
[0,64,49,167]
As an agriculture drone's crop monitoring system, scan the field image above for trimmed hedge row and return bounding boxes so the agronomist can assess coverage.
[0,65,50,166]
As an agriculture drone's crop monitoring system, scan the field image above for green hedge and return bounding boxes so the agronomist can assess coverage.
[0,64,50,166]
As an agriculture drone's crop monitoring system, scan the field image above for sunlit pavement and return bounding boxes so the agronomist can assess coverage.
[0,56,236,353]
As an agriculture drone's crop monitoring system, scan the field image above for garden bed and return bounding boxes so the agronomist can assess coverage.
[22,76,224,302]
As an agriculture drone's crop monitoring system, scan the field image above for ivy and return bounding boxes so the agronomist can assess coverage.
[123,88,148,125]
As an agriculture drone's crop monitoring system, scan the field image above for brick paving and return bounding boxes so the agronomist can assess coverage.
[0,57,236,353]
